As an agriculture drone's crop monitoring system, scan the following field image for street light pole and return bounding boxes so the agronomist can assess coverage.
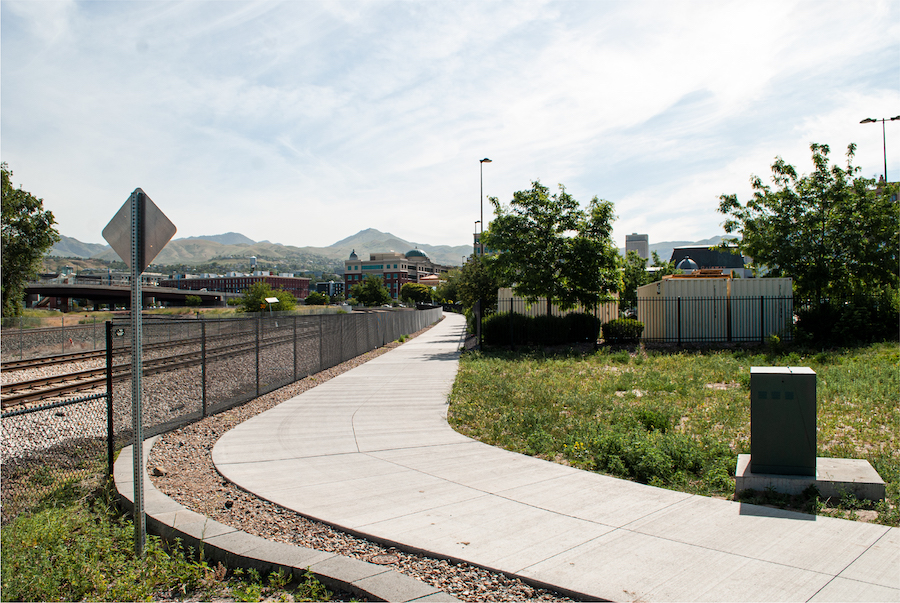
[479,158,491,256]
[860,116,900,182]
[474,220,481,258]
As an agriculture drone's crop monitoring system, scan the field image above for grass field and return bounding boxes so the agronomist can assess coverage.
[448,342,899,525]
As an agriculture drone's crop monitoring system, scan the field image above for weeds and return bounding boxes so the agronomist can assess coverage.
[449,342,898,525]
[0,476,333,602]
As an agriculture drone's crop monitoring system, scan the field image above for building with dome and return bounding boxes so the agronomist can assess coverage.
[343,248,451,300]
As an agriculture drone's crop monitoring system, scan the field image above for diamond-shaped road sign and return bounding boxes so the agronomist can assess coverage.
[102,188,176,272]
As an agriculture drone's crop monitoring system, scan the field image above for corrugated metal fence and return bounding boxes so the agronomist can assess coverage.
[636,295,794,344]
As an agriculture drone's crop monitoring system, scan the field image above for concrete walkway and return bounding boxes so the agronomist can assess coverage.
[212,313,899,602]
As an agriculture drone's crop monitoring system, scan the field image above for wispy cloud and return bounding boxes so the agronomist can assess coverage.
[2,0,897,250]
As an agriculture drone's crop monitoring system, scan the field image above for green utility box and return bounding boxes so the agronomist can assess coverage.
[750,367,816,476]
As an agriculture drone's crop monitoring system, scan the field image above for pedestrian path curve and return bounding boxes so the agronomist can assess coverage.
[212,313,899,602]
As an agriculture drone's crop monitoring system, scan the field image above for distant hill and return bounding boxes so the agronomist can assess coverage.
[50,230,736,270]
[317,228,472,267]
[48,235,110,258]
[91,238,341,271]
[71,228,469,268]
[181,232,256,245]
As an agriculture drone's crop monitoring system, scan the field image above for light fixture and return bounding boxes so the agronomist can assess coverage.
[860,116,900,182]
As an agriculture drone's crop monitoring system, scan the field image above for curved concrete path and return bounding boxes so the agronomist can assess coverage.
[213,313,899,602]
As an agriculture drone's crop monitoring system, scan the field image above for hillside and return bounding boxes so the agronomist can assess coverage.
[72,228,473,268]
[50,229,735,270]
[316,228,473,267]
[48,235,110,258]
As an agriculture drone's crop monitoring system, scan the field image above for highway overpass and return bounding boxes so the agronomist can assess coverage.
[24,283,228,311]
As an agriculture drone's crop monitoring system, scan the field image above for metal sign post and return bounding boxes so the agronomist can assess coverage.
[103,188,176,556]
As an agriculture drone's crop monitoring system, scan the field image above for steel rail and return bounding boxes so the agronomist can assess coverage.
[1,332,300,408]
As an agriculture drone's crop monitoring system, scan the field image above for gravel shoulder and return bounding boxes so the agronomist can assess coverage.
[148,320,577,602]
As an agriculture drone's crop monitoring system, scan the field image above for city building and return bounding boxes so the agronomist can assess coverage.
[315,280,345,298]
[159,274,310,299]
[669,246,751,278]
[344,248,451,299]
[625,233,650,260]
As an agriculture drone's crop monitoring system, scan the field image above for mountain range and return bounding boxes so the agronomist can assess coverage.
[49,229,476,269]
[48,229,735,270]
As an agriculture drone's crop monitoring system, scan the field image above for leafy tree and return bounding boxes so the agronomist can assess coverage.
[456,257,499,311]
[719,143,899,301]
[350,276,391,307]
[649,251,679,281]
[238,281,296,312]
[1,164,60,316]
[400,282,433,304]
[184,295,202,307]
[483,181,620,315]
[305,291,328,305]
[435,268,460,304]
[620,250,650,312]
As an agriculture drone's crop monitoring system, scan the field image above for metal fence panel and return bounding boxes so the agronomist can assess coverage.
[1,393,111,525]
[633,296,794,343]
[258,317,296,395]
[1,308,442,523]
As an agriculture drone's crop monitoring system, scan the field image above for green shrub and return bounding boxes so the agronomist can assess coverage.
[528,315,568,346]
[602,318,644,343]
[796,289,900,346]
[563,312,601,343]
[483,312,602,346]
[482,312,530,346]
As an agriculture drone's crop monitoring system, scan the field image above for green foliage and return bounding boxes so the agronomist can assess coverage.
[449,342,899,519]
[435,268,460,304]
[1,495,207,601]
[350,275,391,307]
[650,251,679,280]
[1,163,60,317]
[563,312,602,342]
[620,250,650,312]
[305,291,329,305]
[719,143,899,301]
[794,287,900,346]
[0,477,334,602]
[455,257,499,311]
[483,180,620,314]
[238,282,297,313]
[400,282,433,304]
[185,295,202,307]
[601,318,645,343]
[482,312,600,346]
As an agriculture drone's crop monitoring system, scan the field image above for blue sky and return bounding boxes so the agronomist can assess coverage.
[2,0,898,249]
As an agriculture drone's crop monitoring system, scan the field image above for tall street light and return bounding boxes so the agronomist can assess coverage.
[474,220,481,258]
[479,158,492,256]
[860,116,900,182]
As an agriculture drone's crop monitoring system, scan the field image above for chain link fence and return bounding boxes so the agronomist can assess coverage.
[106,309,442,440]
[0,316,106,361]
[1,393,114,525]
[2,309,442,524]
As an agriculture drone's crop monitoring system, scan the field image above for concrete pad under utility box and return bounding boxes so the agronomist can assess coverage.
[735,454,886,500]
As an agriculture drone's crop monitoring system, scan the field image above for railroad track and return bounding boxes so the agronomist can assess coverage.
[0,327,258,373]
[1,333,297,409]
[1,349,107,371]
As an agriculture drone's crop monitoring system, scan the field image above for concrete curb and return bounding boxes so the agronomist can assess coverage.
[114,437,459,602]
